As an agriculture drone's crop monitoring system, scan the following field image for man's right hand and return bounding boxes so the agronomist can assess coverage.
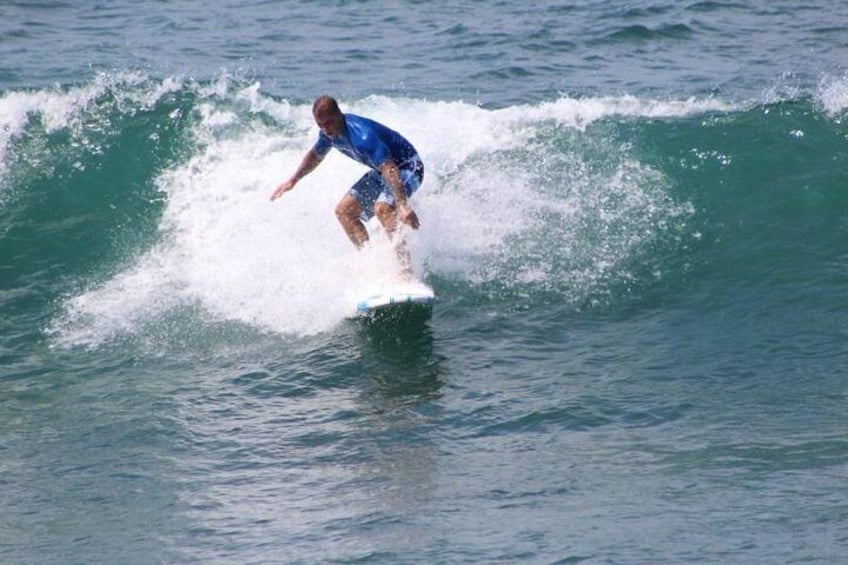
[398,205,420,229]
[270,178,296,201]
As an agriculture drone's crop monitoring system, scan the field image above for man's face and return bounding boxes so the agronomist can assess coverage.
[314,107,344,137]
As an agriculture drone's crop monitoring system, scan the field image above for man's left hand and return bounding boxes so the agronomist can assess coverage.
[399,206,420,229]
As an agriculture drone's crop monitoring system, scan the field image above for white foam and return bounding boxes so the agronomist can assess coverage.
[54,97,404,344]
[52,81,719,346]
[816,74,848,117]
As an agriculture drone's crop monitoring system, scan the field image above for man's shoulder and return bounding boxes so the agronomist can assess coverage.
[344,114,384,147]
[345,114,384,134]
[345,113,368,124]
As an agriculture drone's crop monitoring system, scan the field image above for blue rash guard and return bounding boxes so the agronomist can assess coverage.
[312,114,424,220]
[313,113,419,169]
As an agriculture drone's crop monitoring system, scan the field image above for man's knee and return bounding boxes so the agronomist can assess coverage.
[336,197,360,223]
[374,202,398,234]
[374,201,394,221]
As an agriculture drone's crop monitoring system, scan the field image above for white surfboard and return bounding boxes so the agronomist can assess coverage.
[356,278,435,314]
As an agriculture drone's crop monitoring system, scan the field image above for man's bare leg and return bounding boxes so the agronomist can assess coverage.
[335,195,369,248]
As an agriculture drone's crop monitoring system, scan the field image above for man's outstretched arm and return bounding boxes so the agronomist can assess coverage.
[271,149,324,201]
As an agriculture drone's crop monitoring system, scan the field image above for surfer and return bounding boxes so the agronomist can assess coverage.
[271,95,423,266]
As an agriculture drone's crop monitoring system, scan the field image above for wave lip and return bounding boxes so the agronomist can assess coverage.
[0,72,185,185]
[816,74,848,117]
[498,94,737,131]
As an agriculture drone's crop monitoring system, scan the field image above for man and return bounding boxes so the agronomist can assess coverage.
[271,96,423,265]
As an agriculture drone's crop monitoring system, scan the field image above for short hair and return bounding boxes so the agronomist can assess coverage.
[312,95,340,115]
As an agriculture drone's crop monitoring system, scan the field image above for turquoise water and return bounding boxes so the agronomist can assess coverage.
[2,2,848,563]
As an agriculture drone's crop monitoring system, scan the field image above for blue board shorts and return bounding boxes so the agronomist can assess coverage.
[348,157,424,221]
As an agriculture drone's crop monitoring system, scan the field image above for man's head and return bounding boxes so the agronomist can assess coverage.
[312,95,345,137]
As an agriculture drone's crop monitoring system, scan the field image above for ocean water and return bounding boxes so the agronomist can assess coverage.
[2,1,848,563]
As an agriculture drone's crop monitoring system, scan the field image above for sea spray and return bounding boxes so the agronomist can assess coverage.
[47,75,742,345]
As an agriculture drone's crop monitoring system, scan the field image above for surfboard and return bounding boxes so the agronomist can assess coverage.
[356,278,435,315]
